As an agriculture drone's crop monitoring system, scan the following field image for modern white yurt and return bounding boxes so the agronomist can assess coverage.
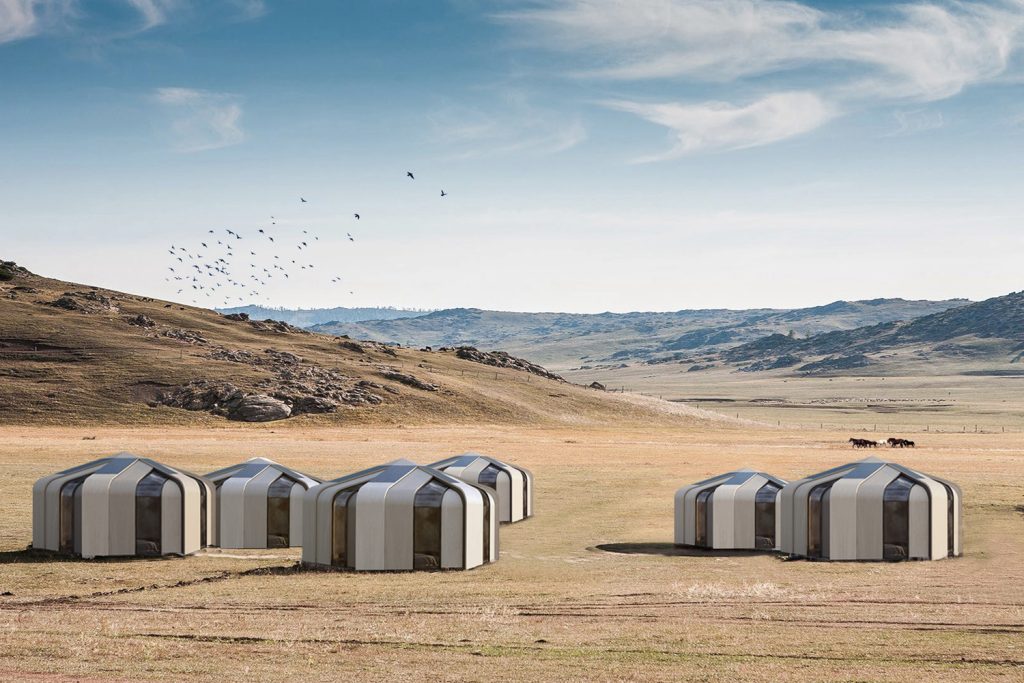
[674,469,787,550]
[32,453,216,558]
[302,459,499,571]
[778,457,962,561]
[205,458,320,549]
[429,453,533,523]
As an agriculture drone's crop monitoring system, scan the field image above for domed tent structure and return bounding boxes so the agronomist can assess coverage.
[674,469,787,550]
[302,459,498,571]
[205,458,320,549]
[32,453,216,559]
[779,457,962,561]
[428,453,533,523]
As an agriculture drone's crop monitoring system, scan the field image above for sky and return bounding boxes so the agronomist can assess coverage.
[1,0,1023,313]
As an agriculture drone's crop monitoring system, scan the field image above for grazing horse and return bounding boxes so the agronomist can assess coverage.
[848,438,877,448]
[886,437,916,448]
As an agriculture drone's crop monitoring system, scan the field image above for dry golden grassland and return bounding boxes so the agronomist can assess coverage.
[1,424,1022,682]
[564,364,1024,432]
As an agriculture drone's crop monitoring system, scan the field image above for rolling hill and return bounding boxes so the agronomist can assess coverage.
[0,259,720,427]
[717,290,1024,375]
[216,304,432,327]
[309,299,969,371]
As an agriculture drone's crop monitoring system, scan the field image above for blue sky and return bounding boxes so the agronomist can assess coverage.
[1,0,1023,312]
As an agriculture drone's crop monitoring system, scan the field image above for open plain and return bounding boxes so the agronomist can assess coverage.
[1,423,1021,682]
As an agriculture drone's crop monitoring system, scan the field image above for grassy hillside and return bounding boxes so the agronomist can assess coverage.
[0,260,720,428]
[311,299,968,371]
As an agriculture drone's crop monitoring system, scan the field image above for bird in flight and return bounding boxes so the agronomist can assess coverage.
[440,190,447,197]
[300,197,307,203]
[347,233,354,241]
[406,171,415,180]
[353,213,360,220]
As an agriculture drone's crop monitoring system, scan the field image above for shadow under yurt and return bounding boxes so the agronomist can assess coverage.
[302,459,499,571]
[205,457,320,549]
[778,457,963,561]
[675,469,787,551]
[429,452,534,523]
[32,453,216,559]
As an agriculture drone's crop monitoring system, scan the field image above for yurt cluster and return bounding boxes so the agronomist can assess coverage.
[32,452,532,570]
[675,457,962,561]
[31,451,961,568]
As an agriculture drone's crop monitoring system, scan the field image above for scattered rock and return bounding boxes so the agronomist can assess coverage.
[223,312,250,322]
[289,396,338,415]
[339,340,365,354]
[48,296,85,311]
[162,328,209,345]
[380,370,438,391]
[687,364,715,372]
[0,260,28,282]
[248,318,310,335]
[588,381,606,391]
[125,314,156,328]
[209,348,262,364]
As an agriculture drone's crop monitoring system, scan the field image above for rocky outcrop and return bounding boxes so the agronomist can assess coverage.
[339,340,365,354]
[223,312,250,321]
[125,314,156,328]
[454,346,564,381]
[162,328,210,345]
[588,381,606,391]
[46,290,120,314]
[247,318,311,335]
[229,394,291,422]
[380,370,438,391]
[0,260,28,282]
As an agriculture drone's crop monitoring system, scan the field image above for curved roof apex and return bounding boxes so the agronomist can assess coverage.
[320,459,480,492]
[794,458,959,492]
[685,469,787,489]
[205,457,320,485]
[47,453,205,481]
[429,452,531,473]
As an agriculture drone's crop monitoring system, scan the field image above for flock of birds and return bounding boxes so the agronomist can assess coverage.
[163,172,446,307]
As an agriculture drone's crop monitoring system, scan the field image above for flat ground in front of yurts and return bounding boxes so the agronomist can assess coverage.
[0,424,1022,682]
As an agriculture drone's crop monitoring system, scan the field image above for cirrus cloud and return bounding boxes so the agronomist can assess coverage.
[497,0,1024,158]
[154,87,245,152]
[605,91,834,159]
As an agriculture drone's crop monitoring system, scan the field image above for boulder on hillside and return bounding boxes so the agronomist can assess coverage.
[223,312,250,321]
[228,394,291,422]
[126,314,156,328]
[380,370,438,391]
[588,381,606,391]
[290,396,338,415]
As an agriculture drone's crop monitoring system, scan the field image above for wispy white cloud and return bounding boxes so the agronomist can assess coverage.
[0,0,264,44]
[0,0,75,44]
[226,0,265,21]
[154,87,245,152]
[501,0,1024,101]
[0,0,40,43]
[124,0,178,30]
[429,90,586,158]
[605,91,834,159]
[888,108,945,137]
[498,0,1024,158]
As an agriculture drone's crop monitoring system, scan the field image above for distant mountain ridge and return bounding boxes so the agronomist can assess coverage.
[308,298,970,370]
[720,290,1024,374]
[216,305,432,327]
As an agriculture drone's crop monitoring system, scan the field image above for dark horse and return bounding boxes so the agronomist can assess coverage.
[848,438,878,448]
[886,437,915,448]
